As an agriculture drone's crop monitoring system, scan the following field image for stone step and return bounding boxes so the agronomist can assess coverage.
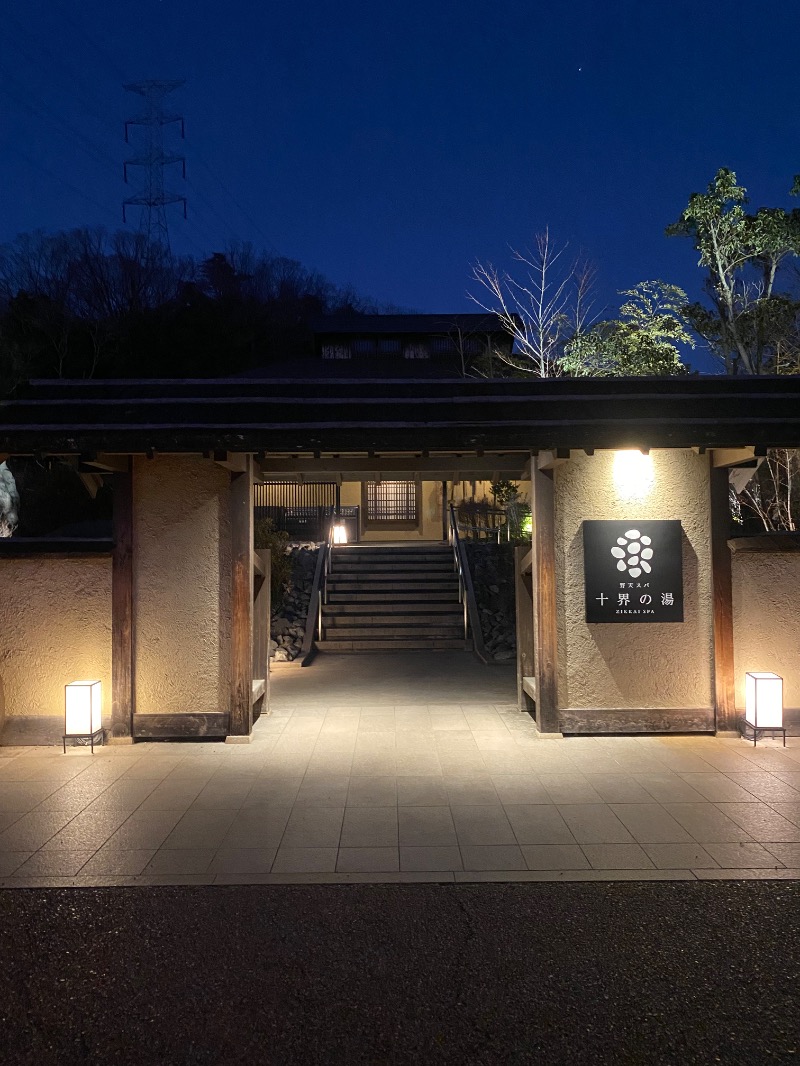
[316,637,469,652]
[324,609,462,618]
[326,591,458,603]
[322,622,467,635]
[332,562,456,571]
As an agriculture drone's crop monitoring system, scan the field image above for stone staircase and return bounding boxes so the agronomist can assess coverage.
[316,543,467,652]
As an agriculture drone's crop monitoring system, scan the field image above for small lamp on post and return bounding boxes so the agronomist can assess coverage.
[740,672,785,746]
[63,680,103,753]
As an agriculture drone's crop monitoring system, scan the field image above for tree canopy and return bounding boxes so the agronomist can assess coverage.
[666,167,800,375]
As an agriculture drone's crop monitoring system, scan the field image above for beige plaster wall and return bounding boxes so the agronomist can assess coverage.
[732,551,800,717]
[555,450,714,711]
[0,557,111,727]
[134,456,231,716]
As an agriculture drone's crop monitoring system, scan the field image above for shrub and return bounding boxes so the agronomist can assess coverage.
[254,517,292,606]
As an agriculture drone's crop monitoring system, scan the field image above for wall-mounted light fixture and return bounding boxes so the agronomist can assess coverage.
[63,680,103,753]
[613,449,654,502]
[332,522,348,544]
[741,671,785,746]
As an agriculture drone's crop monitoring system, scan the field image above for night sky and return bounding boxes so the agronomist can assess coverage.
[2,1,798,370]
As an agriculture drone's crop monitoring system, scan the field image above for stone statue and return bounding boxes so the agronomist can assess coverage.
[0,461,20,537]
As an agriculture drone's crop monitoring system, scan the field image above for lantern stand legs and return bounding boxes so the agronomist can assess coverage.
[62,729,104,755]
[737,718,787,747]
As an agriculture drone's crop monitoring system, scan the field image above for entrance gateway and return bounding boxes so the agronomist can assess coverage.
[0,375,799,744]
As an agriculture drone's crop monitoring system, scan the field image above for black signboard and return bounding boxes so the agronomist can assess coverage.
[583,520,684,623]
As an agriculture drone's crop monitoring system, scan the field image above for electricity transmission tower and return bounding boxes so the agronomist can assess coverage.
[122,79,187,250]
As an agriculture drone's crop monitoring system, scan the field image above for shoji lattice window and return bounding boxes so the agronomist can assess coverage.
[365,481,417,522]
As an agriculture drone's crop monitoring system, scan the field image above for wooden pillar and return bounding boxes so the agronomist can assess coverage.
[532,465,560,734]
[229,456,254,736]
[710,464,736,732]
[514,545,535,713]
[111,459,134,740]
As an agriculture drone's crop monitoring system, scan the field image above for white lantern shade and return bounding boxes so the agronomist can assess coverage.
[745,672,783,729]
[332,523,348,544]
[65,680,102,737]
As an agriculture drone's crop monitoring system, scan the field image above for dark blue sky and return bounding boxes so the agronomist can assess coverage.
[2,0,798,368]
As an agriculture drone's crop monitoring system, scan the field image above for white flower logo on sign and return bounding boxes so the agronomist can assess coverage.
[610,528,653,579]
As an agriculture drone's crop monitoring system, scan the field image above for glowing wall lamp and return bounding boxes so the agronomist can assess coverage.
[63,680,103,753]
[332,522,348,544]
[741,671,785,746]
[613,449,654,502]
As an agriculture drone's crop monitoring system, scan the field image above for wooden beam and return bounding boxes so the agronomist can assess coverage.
[728,534,800,553]
[519,548,533,575]
[531,466,560,734]
[712,447,755,468]
[229,457,254,736]
[83,453,133,472]
[111,459,134,741]
[215,451,250,473]
[537,449,570,471]
[257,454,529,477]
[710,464,736,733]
[515,545,535,713]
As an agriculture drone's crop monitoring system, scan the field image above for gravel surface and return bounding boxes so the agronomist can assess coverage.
[2,882,799,1065]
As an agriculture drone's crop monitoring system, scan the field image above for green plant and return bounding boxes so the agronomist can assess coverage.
[491,480,520,506]
[254,517,292,606]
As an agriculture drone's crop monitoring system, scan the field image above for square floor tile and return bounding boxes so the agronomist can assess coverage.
[396,777,448,806]
[762,842,800,866]
[293,776,350,808]
[635,774,706,803]
[161,810,237,850]
[272,847,338,873]
[641,843,719,869]
[346,777,397,807]
[539,775,604,804]
[504,805,575,845]
[340,807,398,847]
[336,847,399,872]
[19,851,97,877]
[609,804,694,844]
[490,775,551,805]
[399,846,463,872]
[281,807,344,848]
[662,803,754,843]
[103,810,186,850]
[581,844,654,870]
[0,851,34,875]
[557,805,634,844]
[220,806,292,848]
[143,849,216,875]
[209,848,278,874]
[398,807,457,847]
[678,774,759,803]
[79,849,155,876]
[521,844,590,870]
[450,805,516,846]
[0,811,76,852]
[715,802,800,843]
[703,842,784,869]
[444,776,499,805]
[460,844,526,871]
[581,775,654,803]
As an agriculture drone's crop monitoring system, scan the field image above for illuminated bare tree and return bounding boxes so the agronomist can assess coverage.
[469,229,597,377]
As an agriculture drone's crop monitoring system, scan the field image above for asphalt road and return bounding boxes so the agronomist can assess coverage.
[2,882,799,1065]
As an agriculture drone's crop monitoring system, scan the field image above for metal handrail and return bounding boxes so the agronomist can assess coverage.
[298,508,336,665]
[448,504,490,663]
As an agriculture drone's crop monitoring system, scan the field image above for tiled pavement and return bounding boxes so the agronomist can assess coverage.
[2,662,800,886]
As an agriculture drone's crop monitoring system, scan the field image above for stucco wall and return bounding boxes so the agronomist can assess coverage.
[732,550,800,725]
[0,557,111,728]
[555,450,714,712]
[134,456,231,716]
